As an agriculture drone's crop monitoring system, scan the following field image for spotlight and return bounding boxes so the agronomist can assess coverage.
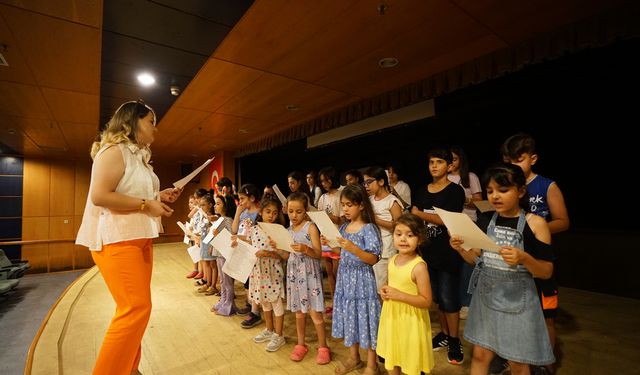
[170,85,181,96]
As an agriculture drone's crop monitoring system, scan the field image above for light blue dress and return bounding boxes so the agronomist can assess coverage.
[332,222,382,349]
[286,221,324,313]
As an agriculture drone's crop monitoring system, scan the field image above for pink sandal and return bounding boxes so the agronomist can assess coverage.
[290,344,308,361]
[316,347,331,364]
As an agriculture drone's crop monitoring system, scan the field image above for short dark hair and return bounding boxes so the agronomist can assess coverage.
[501,133,537,160]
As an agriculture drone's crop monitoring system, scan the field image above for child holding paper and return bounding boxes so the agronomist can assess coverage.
[449,163,555,375]
[282,192,330,364]
[211,193,237,316]
[196,193,219,295]
[247,195,288,352]
[232,184,262,325]
[326,184,382,375]
[363,166,403,292]
[317,166,342,313]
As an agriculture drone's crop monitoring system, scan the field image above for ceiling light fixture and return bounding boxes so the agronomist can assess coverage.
[378,57,399,68]
[286,104,299,111]
[239,129,248,134]
[170,85,180,96]
[137,72,156,86]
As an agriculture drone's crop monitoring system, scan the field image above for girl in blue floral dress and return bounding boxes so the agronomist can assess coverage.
[327,184,382,375]
[283,192,331,365]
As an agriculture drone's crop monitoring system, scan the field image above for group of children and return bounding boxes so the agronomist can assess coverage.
[181,133,568,375]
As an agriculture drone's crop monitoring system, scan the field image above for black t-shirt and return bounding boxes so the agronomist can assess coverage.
[413,182,466,272]
[476,212,555,262]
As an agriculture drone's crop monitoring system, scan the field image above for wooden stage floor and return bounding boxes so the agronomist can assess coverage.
[27,243,640,375]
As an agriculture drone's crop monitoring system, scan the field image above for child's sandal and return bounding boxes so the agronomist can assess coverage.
[289,344,308,362]
[334,358,363,374]
[316,347,331,365]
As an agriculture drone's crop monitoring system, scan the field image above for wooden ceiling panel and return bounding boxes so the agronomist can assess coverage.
[5,116,67,150]
[1,4,101,94]
[41,88,99,124]
[452,0,630,45]
[151,107,210,150]
[258,0,436,83]
[175,58,263,112]
[216,73,356,123]
[213,0,357,72]
[0,11,35,85]
[0,81,51,119]
[155,113,257,159]
[318,2,507,97]
[0,0,102,28]
[59,121,95,158]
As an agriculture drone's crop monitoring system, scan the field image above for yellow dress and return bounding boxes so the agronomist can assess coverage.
[376,255,434,374]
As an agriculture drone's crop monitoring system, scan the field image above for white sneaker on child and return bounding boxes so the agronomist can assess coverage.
[253,329,275,343]
[266,334,286,352]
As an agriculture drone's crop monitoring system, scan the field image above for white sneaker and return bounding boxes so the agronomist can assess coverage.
[266,334,286,352]
[253,329,275,343]
[459,306,469,320]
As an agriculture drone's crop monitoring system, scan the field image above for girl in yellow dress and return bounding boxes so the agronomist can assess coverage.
[377,213,435,374]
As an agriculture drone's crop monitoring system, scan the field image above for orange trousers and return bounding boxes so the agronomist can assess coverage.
[91,239,153,375]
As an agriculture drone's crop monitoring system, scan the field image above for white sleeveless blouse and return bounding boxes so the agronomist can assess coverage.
[76,143,161,251]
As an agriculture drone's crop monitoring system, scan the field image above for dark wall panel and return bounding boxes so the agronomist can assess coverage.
[0,197,22,217]
[0,218,22,239]
[0,176,23,196]
[0,156,23,175]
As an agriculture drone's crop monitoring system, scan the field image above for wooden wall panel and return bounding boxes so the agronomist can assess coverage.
[50,160,75,216]
[49,243,73,272]
[22,244,48,273]
[22,217,49,240]
[22,159,50,217]
[48,216,74,271]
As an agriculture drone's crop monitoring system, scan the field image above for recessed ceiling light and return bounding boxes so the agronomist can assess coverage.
[378,57,399,68]
[286,104,299,111]
[7,128,16,135]
[137,72,156,86]
[239,129,248,134]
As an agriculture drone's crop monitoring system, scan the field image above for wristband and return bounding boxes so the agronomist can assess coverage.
[140,199,146,211]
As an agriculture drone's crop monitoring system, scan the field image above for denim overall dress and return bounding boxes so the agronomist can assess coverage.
[463,211,555,365]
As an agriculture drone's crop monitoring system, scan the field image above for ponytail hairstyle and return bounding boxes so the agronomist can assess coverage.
[238,183,261,204]
[257,195,285,225]
[482,163,529,211]
[340,184,382,242]
[90,100,156,159]
[194,188,208,198]
[364,166,390,192]
[393,213,429,255]
[201,193,216,214]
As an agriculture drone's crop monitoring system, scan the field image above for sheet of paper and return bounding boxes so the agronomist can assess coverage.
[209,228,234,260]
[271,184,288,208]
[177,221,193,237]
[221,240,258,284]
[202,216,225,244]
[434,207,500,252]
[307,210,342,248]
[187,245,201,262]
[183,235,189,245]
[197,208,210,223]
[257,222,294,252]
[473,200,495,213]
[173,157,214,189]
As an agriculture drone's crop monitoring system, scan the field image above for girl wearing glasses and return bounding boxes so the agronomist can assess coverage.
[362,167,403,293]
[76,100,182,375]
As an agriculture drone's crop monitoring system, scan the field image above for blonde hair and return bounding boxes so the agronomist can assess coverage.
[90,100,156,159]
